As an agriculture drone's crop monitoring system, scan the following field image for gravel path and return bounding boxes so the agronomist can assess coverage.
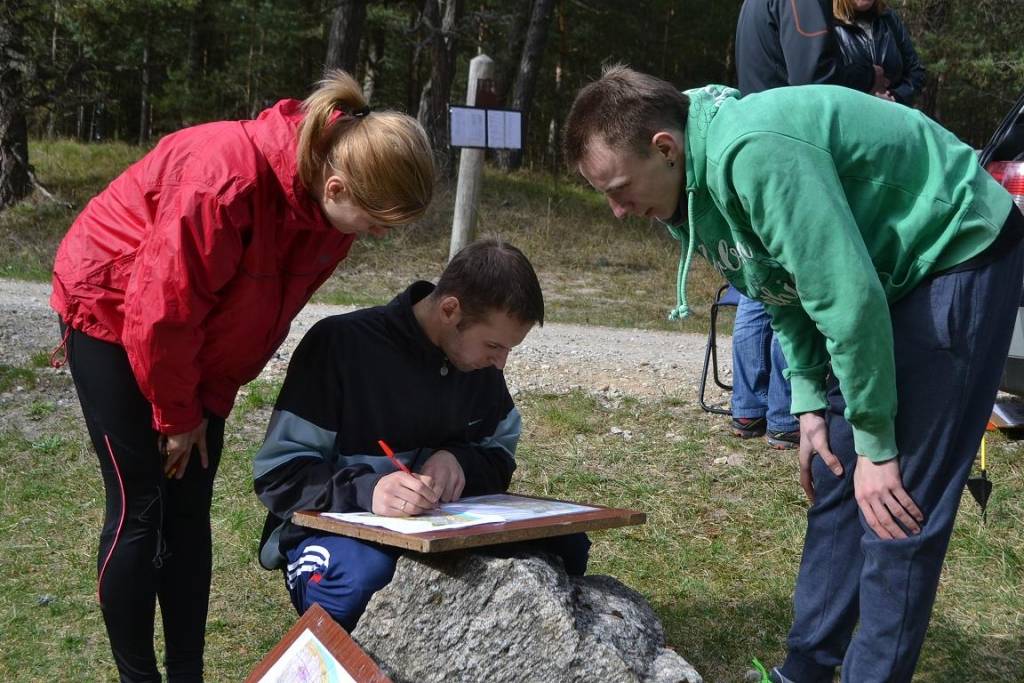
[0,278,732,401]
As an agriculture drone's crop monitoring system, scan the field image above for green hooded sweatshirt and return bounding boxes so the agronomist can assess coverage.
[665,84,1013,461]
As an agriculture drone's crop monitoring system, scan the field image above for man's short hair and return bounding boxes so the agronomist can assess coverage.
[563,64,689,167]
[436,239,544,326]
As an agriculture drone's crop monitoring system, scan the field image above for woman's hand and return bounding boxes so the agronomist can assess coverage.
[161,418,208,479]
[871,65,890,95]
[372,472,441,517]
[798,411,844,503]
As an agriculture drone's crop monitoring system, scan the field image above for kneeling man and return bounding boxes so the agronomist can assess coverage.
[254,239,590,630]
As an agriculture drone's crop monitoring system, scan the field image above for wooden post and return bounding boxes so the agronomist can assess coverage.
[449,53,494,262]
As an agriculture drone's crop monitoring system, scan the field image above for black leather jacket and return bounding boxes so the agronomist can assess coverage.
[834,9,926,105]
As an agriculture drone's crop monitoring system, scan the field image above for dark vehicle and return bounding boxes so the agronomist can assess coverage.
[980,91,1024,394]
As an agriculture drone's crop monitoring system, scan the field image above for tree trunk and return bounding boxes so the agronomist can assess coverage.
[47,0,59,138]
[0,0,33,209]
[406,5,422,115]
[138,42,149,146]
[362,26,385,103]
[495,0,531,103]
[544,0,565,170]
[496,0,554,171]
[325,0,368,75]
[417,0,462,178]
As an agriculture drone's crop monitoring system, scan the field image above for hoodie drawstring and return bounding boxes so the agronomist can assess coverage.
[50,324,72,368]
[668,191,696,320]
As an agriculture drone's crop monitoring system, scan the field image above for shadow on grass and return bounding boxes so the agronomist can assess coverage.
[918,612,1024,681]
[656,593,793,680]
[658,593,1024,682]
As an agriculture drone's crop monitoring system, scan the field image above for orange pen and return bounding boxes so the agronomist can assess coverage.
[377,439,412,474]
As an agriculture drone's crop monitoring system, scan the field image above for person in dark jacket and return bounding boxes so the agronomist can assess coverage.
[254,240,590,631]
[50,70,434,682]
[833,0,926,105]
[730,0,883,449]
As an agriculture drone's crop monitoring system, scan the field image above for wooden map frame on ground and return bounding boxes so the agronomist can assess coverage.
[245,603,392,683]
[292,493,646,553]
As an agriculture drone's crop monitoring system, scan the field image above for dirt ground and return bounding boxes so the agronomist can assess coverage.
[0,278,734,433]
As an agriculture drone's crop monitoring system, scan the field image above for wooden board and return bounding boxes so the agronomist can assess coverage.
[292,495,646,553]
[245,603,391,683]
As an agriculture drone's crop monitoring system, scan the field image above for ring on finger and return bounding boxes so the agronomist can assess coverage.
[400,499,407,511]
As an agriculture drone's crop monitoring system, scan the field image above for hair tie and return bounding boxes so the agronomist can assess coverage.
[351,105,371,118]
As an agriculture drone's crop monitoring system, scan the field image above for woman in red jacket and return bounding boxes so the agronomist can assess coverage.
[50,70,434,682]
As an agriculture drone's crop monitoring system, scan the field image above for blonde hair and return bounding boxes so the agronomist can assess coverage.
[297,69,435,225]
[833,0,887,24]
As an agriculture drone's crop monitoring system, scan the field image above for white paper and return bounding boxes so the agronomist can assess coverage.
[502,111,522,150]
[322,494,595,534]
[257,628,355,683]
[322,509,505,534]
[487,109,506,149]
[485,110,522,149]
[449,106,486,148]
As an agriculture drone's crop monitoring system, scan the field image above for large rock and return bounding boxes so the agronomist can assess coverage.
[352,552,701,683]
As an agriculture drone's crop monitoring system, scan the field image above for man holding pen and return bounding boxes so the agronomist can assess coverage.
[253,239,590,630]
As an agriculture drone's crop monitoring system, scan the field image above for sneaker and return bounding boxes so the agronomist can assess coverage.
[731,416,767,438]
[744,659,794,683]
[766,430,800,450]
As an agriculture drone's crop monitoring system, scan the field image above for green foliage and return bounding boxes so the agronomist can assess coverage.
[897,0,1024,146]
[12,0,1021,165]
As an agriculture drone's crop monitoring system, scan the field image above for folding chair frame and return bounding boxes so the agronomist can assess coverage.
[699,284,738,415]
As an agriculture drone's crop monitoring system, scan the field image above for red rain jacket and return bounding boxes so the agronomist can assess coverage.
[52,101,355,434]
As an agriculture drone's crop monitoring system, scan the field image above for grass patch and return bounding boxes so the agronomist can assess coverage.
[235,378,283,416]
[27,400,55,419]
[1,389,1022,680]
[0,364,37,393]
[29,351,52,369]
[5,140,723,333]
[0,141,145,281]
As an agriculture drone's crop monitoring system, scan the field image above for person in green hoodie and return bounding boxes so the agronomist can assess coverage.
[564,64,1024,683]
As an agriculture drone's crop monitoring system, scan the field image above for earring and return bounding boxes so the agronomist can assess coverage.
[667,160,675,167]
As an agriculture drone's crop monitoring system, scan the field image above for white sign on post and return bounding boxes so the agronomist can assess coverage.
[450,106,522,150]
[449,106,487,148]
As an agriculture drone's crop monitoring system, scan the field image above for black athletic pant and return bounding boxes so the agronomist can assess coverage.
[63,323,224,682]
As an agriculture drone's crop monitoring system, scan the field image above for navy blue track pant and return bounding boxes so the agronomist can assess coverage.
[781,221,1024,683]
[63,324,224,682]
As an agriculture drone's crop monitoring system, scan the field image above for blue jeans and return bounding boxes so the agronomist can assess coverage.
[285,532,592,631]
[731,294,798,432]
[781,235,1024,683]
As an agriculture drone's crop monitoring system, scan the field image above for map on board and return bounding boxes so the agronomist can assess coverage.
[256,628,355,683]
[321,494,596,534]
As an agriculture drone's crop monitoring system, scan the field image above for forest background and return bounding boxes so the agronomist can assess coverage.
[3,0,1024,197]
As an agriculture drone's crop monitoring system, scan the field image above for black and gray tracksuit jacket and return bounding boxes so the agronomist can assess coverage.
[254,281,519,569]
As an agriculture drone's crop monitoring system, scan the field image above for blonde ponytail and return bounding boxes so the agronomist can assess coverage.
[297,69,435,225]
